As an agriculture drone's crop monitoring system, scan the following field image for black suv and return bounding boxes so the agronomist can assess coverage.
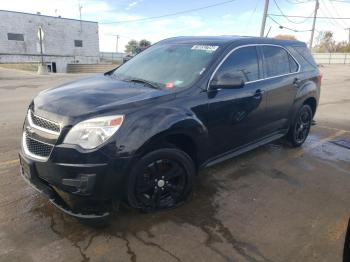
[19,36,321,219]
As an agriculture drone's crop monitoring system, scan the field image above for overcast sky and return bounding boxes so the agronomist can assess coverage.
[1,0,350,52]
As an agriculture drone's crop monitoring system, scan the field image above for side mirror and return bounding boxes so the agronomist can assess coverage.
[210,72,245,90]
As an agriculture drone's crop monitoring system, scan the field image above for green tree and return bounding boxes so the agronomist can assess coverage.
[125,39,152,55]
[125,40,139,54]
[139,39,151,48]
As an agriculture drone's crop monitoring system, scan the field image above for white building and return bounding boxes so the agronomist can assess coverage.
[0,10,100,72]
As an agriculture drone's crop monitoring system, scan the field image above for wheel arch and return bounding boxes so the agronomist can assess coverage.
[134,128,207,169]
[303,97,317,117]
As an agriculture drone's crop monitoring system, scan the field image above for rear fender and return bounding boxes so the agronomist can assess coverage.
[290,79,318,123]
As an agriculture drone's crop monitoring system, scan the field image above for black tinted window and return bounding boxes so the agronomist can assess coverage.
[290,46,317,71]
[263,46,291,77]
[289,55,299,72]
[216,46,259,82]
[74,40,83,47]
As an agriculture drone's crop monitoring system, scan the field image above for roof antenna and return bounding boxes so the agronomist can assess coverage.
[265,26,272,37]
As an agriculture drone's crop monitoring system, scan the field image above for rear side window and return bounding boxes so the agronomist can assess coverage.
[215,46,259,82]
[262,46,297,77]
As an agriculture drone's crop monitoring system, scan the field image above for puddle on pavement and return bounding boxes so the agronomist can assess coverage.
[307,134,350,162]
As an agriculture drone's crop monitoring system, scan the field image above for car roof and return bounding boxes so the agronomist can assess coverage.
[159,36,306,48]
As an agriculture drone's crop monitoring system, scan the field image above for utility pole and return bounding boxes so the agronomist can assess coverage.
[260,0,269,37]
[309,0,319,49]
[116,35,120,53]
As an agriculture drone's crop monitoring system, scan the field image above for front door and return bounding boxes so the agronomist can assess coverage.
[206,46,269,158]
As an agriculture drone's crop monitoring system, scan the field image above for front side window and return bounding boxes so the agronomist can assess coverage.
[7,33,24,41]
[262,46,298,77]
[113,43,220,89]
[214,46,260,82]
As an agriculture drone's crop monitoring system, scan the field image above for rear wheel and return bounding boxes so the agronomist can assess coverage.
[287,104,313,147]
[126,148,195,212]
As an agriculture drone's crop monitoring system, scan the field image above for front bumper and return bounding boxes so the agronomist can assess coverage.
[19,150,131,218]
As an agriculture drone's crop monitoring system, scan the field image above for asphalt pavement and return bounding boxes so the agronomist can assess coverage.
[0,65,349,262]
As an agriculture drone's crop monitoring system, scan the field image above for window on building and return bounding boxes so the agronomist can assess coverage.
[215,46,260,82]
[7,33,24,41]
[74,40,83,47]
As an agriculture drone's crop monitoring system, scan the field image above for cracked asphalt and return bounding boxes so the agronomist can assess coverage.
[0,65,350,262]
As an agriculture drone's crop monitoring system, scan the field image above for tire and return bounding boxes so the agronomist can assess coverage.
[126,148,196,212]
[287,104,313,147]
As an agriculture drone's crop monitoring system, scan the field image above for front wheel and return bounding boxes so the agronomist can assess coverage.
[287,104,313,147]
[126,148,196,212]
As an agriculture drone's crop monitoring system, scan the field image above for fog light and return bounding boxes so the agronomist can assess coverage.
[62,174,96,195]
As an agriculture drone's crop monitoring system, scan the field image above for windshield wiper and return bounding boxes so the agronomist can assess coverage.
[126,78,160,89]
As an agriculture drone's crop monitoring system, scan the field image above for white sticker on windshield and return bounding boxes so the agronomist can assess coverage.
[191,45,219,52]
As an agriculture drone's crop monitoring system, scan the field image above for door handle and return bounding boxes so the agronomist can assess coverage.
[293,77,301,87]
[253,89,264,99]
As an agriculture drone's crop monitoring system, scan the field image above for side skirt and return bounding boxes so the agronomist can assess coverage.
[202,131,287,168]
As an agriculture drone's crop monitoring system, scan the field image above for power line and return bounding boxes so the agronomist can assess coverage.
[244,0,260,31]
[273,0,314,24]
[267,15,313,32]
[327,0,350,27]
[284,0,313,4]
[99,0,237,24]
[268,13,350,19]
[329,0,350,3]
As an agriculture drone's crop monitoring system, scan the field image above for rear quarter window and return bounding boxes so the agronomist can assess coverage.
[288,46,318,72]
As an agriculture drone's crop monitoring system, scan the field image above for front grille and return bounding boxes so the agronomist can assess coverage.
[29,110,61,133]
[24,132,54,159]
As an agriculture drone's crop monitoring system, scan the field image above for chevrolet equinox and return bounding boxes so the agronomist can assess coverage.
[19,36,321,219]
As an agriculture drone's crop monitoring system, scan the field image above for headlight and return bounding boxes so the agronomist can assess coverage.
[63,115,124,149]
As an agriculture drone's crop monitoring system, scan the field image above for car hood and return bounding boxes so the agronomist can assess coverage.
[33,75,174,121]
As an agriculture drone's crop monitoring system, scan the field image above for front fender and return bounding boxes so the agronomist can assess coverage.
[115,105,209,159]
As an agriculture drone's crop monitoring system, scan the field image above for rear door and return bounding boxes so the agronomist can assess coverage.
[260,45,300,132]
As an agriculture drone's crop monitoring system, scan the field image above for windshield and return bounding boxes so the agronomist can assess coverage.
[113,43,220,90]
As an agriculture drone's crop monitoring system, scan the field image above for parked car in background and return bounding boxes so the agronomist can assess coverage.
[19,36,321,219]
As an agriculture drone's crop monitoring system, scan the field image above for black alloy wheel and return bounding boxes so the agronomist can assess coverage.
[288,104,313,147]
[127,148,195,212]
